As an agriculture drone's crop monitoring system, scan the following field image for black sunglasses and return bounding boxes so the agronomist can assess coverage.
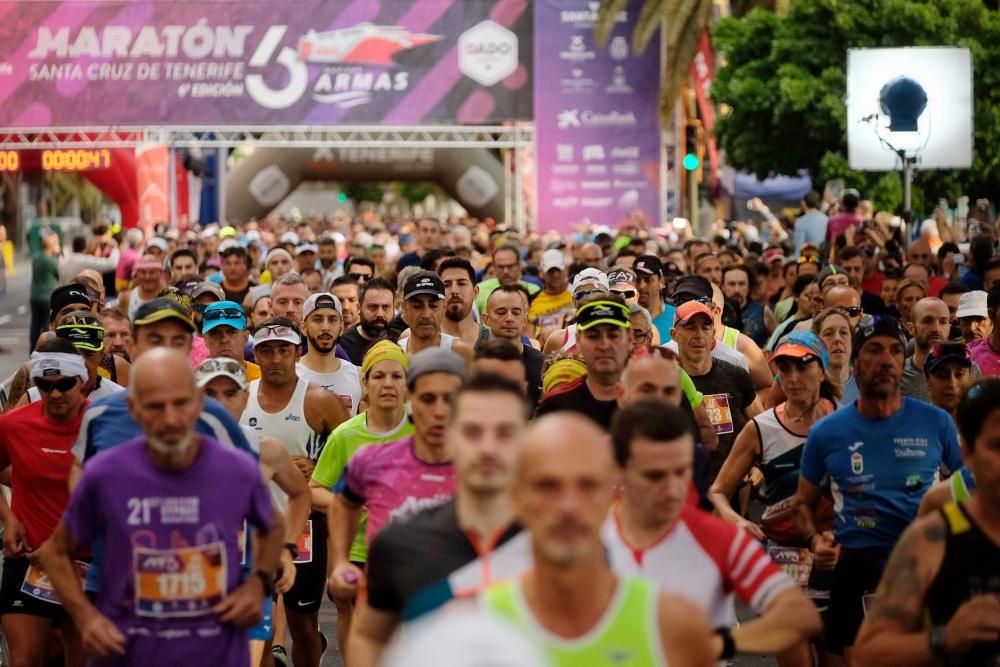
[674,294,712,307]
[204,308,246,322]
[348,272,372,282]
[845,306,863,317]
[35,377,79,394]
[611,289,637,299]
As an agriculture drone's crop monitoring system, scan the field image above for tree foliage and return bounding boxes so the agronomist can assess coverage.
[711,0,1000,213]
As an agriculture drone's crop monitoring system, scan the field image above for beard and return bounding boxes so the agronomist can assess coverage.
[360,316,388,338]
[308,333,337,354]
[445,300,469,322]
[147,432,195,460]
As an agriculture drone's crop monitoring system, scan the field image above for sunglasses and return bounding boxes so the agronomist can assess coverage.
[256,324,301,342]
[845,306,863,317]
[34,377,79,394]
[611,289,637,299]
[674,294,712,307]
[348,273,372,282]
[204,308,246,322]
[799,255,821,264]
[198,357,245,376]
[574,289,603,302]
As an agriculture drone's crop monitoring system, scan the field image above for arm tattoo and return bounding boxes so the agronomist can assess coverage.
[865,526,927,630]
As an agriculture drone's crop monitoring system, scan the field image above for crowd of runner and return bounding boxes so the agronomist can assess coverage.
[3,191,1000,666]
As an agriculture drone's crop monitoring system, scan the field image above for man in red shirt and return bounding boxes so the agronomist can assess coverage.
[0,338,90,666]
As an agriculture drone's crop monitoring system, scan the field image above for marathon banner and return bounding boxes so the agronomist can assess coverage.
[533,0,661,233]
[0,0,532,127]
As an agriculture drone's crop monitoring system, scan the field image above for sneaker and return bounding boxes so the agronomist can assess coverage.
[272,645,289,667]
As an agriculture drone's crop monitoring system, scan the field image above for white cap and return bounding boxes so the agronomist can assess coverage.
[303,292,343,319]
[280,231,300,245]
[571,267,610,293]
[295,243,319,255]
[540,249,566,272]
[218,238,242,254]
[957,290,988,319]
[146,237,169,252]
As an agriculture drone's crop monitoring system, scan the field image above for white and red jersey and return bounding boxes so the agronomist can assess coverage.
[601,504,794,627]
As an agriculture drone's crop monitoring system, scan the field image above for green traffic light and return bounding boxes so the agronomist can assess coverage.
[682,153,700,171]
[337,193,347,203]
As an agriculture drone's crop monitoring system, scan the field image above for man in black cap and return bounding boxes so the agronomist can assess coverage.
[795,315,962,661]
[535,293,632,429]
[633,255,675,343]
[398,270,473,363]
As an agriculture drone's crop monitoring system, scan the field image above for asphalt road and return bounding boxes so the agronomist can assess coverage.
[0,255,775,667]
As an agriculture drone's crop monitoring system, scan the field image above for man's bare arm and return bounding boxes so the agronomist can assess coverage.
[345,602,399,667]
[659,592,715,667]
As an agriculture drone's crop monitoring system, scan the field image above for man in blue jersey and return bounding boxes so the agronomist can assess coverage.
[69,298,257,598]
[794,316,962,662]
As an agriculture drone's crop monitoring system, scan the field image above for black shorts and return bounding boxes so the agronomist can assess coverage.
[0,557,70,624]
[825,550,887,654]
[282,511,328,615]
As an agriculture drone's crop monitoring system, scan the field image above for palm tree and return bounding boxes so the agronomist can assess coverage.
[595,0,786,124]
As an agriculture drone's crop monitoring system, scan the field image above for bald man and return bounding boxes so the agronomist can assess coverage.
[795,284,863,332]
[39,349,285,665]
[480,413,716,667]
[902,297,981,402]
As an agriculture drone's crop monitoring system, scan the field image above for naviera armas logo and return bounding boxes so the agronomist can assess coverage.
[458,20,518,86]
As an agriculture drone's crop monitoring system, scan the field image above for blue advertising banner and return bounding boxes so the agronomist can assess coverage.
[533,0,661,233]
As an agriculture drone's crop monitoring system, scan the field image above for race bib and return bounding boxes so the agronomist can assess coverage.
[133,542,228,618]
[295,520,313,564]
[703,393,735,434]
[21,561,88,605]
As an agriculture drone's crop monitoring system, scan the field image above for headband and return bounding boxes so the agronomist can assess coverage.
[362,340,409,379]
[267,248,293,265]
[29,352,88,381]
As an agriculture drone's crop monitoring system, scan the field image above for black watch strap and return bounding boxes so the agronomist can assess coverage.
[254,570,274,597]
[283,542,299,560]
[715,626,736,660]
[928,625,948,660]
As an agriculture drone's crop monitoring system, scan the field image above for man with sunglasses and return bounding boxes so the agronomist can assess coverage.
[608,268,640,305]
[344,256,375,283]
[527,249,573,345]
[796,284,864,336]
[297,293,362,416]
[541,268,610,355]
[242,317,348,667]
[795,316,962,661]
[535,294,632,429]
[202,301,261,381]
[0,339,89,667]
[902,298,981,403]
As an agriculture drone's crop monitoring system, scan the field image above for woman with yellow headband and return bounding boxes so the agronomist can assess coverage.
[309,339,414,654]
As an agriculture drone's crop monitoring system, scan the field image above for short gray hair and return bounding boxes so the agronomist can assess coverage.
[270,271,306,297]
[628,303,652,328]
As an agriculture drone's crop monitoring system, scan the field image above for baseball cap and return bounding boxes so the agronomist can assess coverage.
[674,300,714,326]
[606,268,636,288]
[56,314,105,353]
[280,231,300,245]
[406,348,468,389]
[201,301,248,333]
[662,261,683,278]
[146,237,169,253]
[404,273,445,301]
[956,290,988,319]
[924,343,973,377]
[764,247,785,263]
[191,281,226,301]
[303,292,343,319]
[195,357,247,389]
[49,283,93,315]
[672,274,713,301]
[633,255,663,277]
[816,264,847,289]
[540,249,566,272]
[773,330,829,370]
[853,315,907,358]
[133,298,196,332]
[575,299,631,331]
[252,322,302,348]
[571,268,610,294]
[296,243,319,255]
[219,225,237,239]
[134,254,164,272]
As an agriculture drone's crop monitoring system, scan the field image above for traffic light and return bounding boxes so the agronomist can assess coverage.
[337,192,348,203]
[682,121,704,173]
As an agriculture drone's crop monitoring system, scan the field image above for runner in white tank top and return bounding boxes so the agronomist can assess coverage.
[242,377,324,459]
[398,332,456,352]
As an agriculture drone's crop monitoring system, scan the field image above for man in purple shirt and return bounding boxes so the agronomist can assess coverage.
[39,349,284,666]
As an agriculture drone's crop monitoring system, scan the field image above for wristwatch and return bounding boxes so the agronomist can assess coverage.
[253,570,275,597]
[714,626,736,660]
[282,542,299,560]
[928,625,948,660]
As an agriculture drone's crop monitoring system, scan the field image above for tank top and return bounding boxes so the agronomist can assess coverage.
[126,286,155,321]
[241,378,325,459]
[754,406,809,506]
[482,575,668,667]
[560,324,578,353]
[398,332,455,352]
[722,326,740,349]
[925,503,1000,666]
[950,468,976,503]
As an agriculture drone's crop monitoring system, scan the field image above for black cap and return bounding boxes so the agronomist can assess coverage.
[924,343,973,377]
[633,255,663,277]
[853,315,907,359]
[663,261,683,278]
[403,273,445,301]
[133,298,196,332]
[50,283,92,317]
[672,274,713,300]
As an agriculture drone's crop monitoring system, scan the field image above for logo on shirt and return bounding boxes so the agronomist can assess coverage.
[284,414,302,422]
[248,417,258,427]
[848,441,864,452]
[851,452,864,475]
[605,649,634,663]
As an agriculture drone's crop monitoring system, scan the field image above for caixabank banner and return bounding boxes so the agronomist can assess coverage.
[0,0,532,126]
[534,0,661,232]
